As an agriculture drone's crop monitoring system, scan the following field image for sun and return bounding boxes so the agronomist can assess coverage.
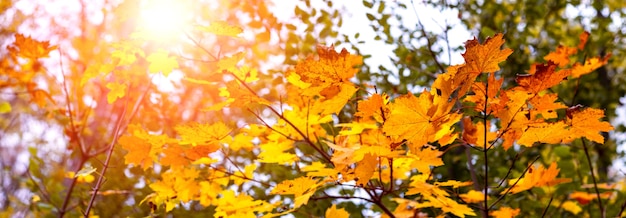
[136,0,191,41]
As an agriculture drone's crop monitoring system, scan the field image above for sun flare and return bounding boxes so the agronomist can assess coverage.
[137,0,191,41]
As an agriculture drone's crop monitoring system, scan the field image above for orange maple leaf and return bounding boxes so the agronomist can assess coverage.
[544,45,578,67]
[504,162,571,194]
[8,33,57,60]
[515,62,571,94]
[490,207,521,218]
[289,44,362,99]
[355,93,389,123]
[571,54,611,78]
[119,135,154,170]
[462,33,513,74]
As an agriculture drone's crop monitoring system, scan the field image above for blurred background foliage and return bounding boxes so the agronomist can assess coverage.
[1,0,625,217]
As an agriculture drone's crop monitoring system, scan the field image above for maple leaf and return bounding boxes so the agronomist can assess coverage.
[544,45,578,67]
[528,93,567,119]
[462,33,513,74]
[564,107,613,143]
[258,139,298,164]
[355,93,389,123]
[147,49,179,76]
[515,62,571,94]
[8,33,57,60]
[111,41,145,66]
[516,122,569,147]
[161,145,190,167]
[562,201,582,215]
[462,117,497,148]
[118,136,153,170]
[354,154,377,186]
[302,161,341,181]
[175,122,231,149]
[105,82,127,104]
[313,83,358,116]
[383,91,460,149]
[489,207,520,218]
[425,195,476,218]
[270,177,322,208]
[569,191,612,205]
[289,44,362,99]
[233,164,256,185]
[197,21,243,37]
[336,122,378,135]
[459,190,488,203]
[571,54,610,78]
[464,73,504,114]
[325,204,349,218]
[504,162,571,194]
[217,52,245,72]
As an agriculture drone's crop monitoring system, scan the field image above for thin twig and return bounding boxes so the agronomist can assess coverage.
[410,0,446,74]
[489,155,541,210]
[581,139,605,218]
[83,92,129,217]
[541,194,554,218]
[482,74,489,218]
[231,73,333,164]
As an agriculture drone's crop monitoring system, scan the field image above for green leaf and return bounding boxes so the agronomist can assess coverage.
[76,165,97,177]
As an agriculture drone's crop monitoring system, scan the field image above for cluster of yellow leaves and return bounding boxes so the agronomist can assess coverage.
[113,21,614,217]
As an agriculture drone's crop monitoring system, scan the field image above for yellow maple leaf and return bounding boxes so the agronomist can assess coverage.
[516,122,569,147]
[462,33,513,74]
[355,93,389,123]
[459,190,488,203]
[111,41,144,66]
[197,21,243,37]
[175,122,231,148]
[354,154,377,186]
[258,139,297,164]
[325,205,349,218]
[564,107,613,143]
[147,49,179,76]
[561,200,582,215]
[383,91,460,149]
[105,82,127,104]
[233,164,256,185]
[301,161,341,181]
[489,207,520,218]
[270,177,321,208]
[504,162,571,194]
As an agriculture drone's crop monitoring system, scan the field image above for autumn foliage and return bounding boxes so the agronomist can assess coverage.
[1,3,622,218]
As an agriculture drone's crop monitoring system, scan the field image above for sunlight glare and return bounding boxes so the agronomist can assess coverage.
[137,0,190,41]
